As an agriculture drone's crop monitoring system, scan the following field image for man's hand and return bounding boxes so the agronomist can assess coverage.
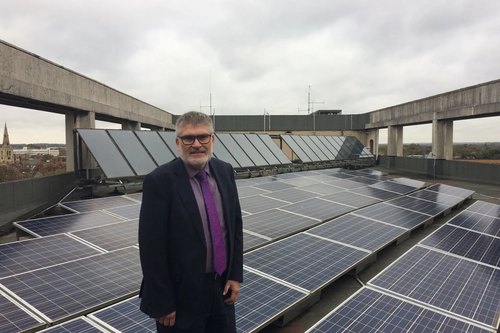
[223,280,240,305]
[156,311,176,327]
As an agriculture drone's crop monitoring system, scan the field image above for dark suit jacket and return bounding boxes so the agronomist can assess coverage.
[138,157,243,328]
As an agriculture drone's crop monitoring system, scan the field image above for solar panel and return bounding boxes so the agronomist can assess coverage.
[369,246,500,328]
[279,198,354,221]
[325,136,346,159]
[257,135,291,165]
[317,136,340,158]
[239,195,287,214]
[353,203,432,229]
[243,209,319,239]
[212,141,240,168]
[135,130,175,165]
[61,196,138,213]
[237,186,270,198]
[420,224,500,267]
[427,183,475,199]
[309,135,336,160]
[216,133,255,168]
[448,210,500,237]
[409,189,465,206]
[88,297,155,333]
[0,289,46,333]
[349,186,400,201]
[306,288,493,333]
[370,181,417,194]
[279,176,321,187]
[467,201,500,219]
[244,233,370,292]
[252,181,296,192]
[125,192,143,202]
[280,135,312,162]
[0,234,102,279]
[244,134,281,165]
[77,129,135,178]
[14,211,125,237]
[329,172,356,180]
[70,220,139,252]
[326,179,367,190]
[389,177,427,188]
[320,191,381,209]
[0,247,142,324]
[230,134,269,166]
[295,136,326,161]
[358,168,385,175]
[37,317,106,333]
[243,231,270,252]
[235,269,309,333]
[107,130,158,176]
[298,183,345,196]
[386,196,449,216]
[261,188,320,203]
[157,131,180,158]
[104,204,141,220]
[306,214,408,252]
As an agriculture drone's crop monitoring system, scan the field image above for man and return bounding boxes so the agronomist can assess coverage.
[138,111,243,333]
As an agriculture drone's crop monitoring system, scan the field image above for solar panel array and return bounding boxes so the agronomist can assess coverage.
[307,200,500,333]
[6,166,485,333]
[281,134,373,163]
[77,129,294,178]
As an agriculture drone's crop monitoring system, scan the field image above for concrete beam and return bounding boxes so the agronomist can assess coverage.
[122,121,141,131]
[387,125,403,156]
[432,118,453,160]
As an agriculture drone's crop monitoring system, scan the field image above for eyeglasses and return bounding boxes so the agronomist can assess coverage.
[177,134,212,145]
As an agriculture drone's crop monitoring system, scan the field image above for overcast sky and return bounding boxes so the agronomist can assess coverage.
[1,0,499,144]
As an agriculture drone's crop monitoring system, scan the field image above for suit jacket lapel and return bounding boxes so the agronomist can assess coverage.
[173,158,207,247]
[209,161,233,238]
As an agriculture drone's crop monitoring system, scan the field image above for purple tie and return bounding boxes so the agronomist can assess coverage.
[195,171,226,275]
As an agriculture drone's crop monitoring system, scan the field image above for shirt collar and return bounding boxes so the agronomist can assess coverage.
[183,161,211,179]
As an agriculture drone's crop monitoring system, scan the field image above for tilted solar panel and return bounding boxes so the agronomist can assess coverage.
[467,201,500,219]
[279,198,354,221]
[135,130,175,165]
[280,135,312,162]
[370,180,418,195]
[386,196,449,216]
[230,134,269,166]
[61,195,138,213]
[353,203,432,230]
[448,210,500,237]
[157,131,180,158]
[320,191,381,209]
[216,133,255,168]
[244,134,281,165]
[427,183,475,198]
[104,203,141,220]
[243,231,270,252]
[257,135,291,165]
[70,220,139,252]
[409,189,465,207]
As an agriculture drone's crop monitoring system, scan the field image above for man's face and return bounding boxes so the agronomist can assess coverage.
[176,123,214,169]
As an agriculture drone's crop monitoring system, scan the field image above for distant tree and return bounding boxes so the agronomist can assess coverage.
[404,143,424,156]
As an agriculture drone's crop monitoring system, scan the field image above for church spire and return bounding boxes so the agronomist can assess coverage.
[3,122,10,147]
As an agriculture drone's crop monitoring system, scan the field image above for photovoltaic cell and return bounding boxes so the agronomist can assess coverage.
[231,134,269,166]
[14,211,125,237]
[70,220,139,252]
[427,183,475,199]
[409,190,464,207]
[235,269,309,333]
[245,233,370,292]
[369,246,500,328]
[243,209,319,239]
[306,214,407,252]
[420,224,500,267]
[467,201,500,219]
[38,317,106,333]
[280,176,321,187]
[0,247,142,323]
[448,210,500,237]
[0,234,101,279]
[386,196,449,216]
[61,196,138,213]
[104,204,141,220]
[88,297,155,333]
[306,288,493,333]
[135,130,175,165]
[279,198,354,221]
[107,130,158,176]
[0,290,45,333]
[320,191,381,209]
[239,195,287,214]
[77,129,135,178]
[354,203,432,229]
[258,135,292,165]
[157,131,180,158]
[244,134,281,165]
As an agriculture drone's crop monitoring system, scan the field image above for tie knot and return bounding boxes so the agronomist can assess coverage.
[195,170,207,182]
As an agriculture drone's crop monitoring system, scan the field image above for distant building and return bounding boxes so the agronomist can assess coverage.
[311,109,342,115]
[13,146,61,157]
[0,123,14,165]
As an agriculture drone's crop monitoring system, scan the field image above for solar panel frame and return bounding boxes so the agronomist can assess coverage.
[0,247,142,325]
[368,246,500,329]
[244,233,371,292]
[107,129,158,176]
[0,234,102,279]
[134,130,175,165]
[317,136,340,158]
[211,139,240,168]
[306,287,494,333]
[14,211,126,238]
[230,134,269,167]
[0,289,47,333]
[325,136,347,159]
[37,317,107,333]
[76,129,136,178]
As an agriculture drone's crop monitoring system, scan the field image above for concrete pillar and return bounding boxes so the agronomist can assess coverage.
[122,121,141,131]
[432,118,453,160]
[65,111,96,171]
[387,125,403,156]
